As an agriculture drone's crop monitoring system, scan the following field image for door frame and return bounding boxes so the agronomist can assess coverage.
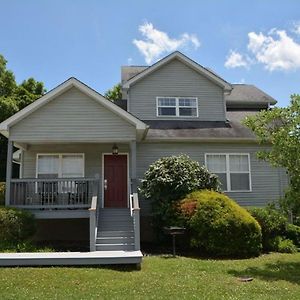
[101,153,130,208]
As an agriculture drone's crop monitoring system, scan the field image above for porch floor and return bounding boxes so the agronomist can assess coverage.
[0,250,142,267]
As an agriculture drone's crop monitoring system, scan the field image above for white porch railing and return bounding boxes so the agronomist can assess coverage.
[89,195,98,251]
[130,180,141,251]
[10,178,99,209]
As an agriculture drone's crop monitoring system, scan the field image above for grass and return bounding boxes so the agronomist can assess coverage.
[0,253,299,299]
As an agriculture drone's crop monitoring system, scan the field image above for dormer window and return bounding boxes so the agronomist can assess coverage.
[157,97,198,117]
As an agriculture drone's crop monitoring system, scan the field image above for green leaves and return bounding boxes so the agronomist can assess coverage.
[139,155,221,237]
[244,95,300,215]
[104,83,122,101]
[180,190,262,257]
[0,54,46,180]
[0,54,46,123]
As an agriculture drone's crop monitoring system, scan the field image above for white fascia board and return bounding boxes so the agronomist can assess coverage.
[123,52,232,91]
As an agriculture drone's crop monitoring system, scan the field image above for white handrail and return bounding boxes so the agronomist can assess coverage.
[130,192,140,250]
[129,194,134,217]
[88,195,97,251]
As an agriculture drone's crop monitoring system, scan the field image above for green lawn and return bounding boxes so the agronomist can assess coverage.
[0,253,299,299]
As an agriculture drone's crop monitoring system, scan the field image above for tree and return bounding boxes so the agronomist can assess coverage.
[0,54,45,180]
[139,154,220,239]
[104,83,122,101]
[244,95,300,217]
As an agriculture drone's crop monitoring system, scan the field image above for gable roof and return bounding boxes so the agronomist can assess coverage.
[122,51,232,91]
[226,84,277,106]
[0,77,148,137]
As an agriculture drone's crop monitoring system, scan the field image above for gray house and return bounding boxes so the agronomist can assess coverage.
[0,51,287,263]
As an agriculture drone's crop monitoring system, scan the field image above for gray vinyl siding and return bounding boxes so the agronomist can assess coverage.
[128,59,226,121]
[136,142,288,215]
[22,143,131,196]
[10,87,136,142]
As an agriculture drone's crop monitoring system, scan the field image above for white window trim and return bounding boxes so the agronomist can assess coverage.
[36,153,85,178]
[156,96,199,118]
[204,153,252,192]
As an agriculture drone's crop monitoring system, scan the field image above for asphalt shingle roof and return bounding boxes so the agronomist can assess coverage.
[144,111,258,140]
[225,84,277,105]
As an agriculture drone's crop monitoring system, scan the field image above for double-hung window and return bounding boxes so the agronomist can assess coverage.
[205,154,251,192]
[37,154,85,193]
[157,97,198,117]
[37,154,84,179]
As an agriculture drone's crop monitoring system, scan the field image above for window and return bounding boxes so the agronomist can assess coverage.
[157,97,198,117]
[37,154,84,179]
[205,154,251,192]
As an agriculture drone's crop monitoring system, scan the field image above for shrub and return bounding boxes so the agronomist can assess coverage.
[0,207,36,249]
[248,207,288,252]
[0,182,5,206]
[179,190,262,257]
[285,223,300,247]
[139,155,220,234]
[277,238,298,253]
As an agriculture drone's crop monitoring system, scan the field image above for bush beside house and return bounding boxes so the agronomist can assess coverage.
[249,207,300,253]
[139,154,220,237]
[0,206,36,251]
[179,190,262,257]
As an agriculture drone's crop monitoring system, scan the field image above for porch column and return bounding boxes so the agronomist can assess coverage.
[130,140,137,191]
[5,140,13,206]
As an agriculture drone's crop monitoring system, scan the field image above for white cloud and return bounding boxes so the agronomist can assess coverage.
[224,50,249,68]
[127,57,133,65]
[133,22,200,64]
[247,30,300,71]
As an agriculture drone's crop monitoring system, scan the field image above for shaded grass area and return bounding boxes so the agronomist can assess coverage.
[0,253,299,299]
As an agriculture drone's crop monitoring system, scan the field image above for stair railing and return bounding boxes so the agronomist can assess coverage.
[130,179,141,251]
[89,195,97,251]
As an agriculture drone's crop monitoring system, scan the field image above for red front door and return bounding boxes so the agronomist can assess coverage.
[103,154,128,208]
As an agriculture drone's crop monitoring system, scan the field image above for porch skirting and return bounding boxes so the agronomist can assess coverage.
[34,219,89,243]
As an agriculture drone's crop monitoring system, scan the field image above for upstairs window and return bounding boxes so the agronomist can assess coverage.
[157,97,198,117]
[205,153,251,192]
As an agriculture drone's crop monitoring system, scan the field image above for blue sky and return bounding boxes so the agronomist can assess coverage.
[1,0,300,106]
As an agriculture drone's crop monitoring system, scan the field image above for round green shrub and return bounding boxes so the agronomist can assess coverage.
[277,238,298,253]
[248,207,287,252]
[179,190,262,257]
[139,155,220,234]
[285,224,300,247]
[0,207,36,247]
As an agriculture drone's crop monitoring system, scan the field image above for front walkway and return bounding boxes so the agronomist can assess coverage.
[0,250,142,266]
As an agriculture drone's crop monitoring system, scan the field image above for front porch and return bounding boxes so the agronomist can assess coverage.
[0,78,147,265]
[4,141,141,264]
[5,141,138,214]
